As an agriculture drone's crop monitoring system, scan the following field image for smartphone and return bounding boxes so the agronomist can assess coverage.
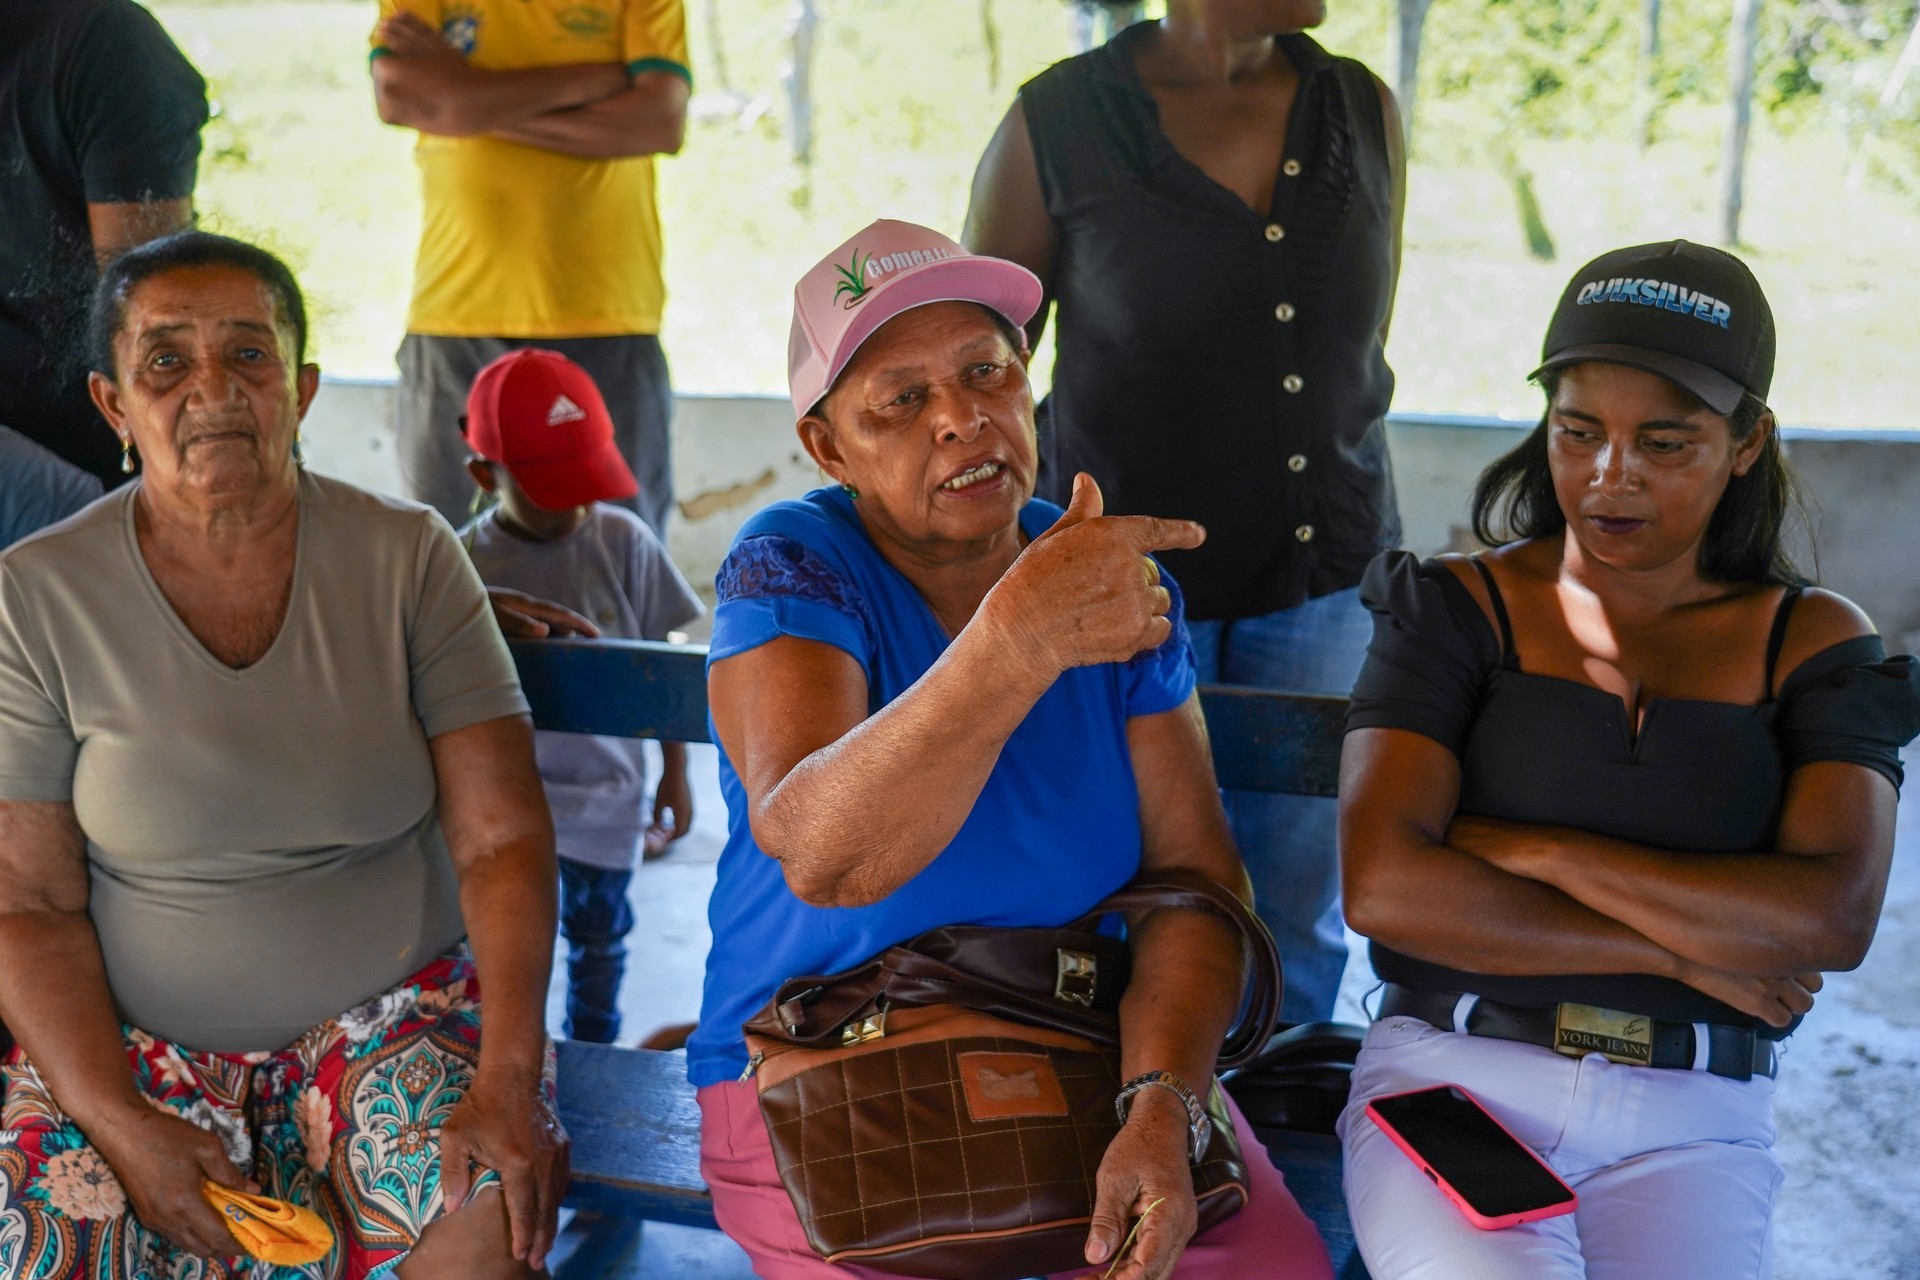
[1365,1085,1578,1230]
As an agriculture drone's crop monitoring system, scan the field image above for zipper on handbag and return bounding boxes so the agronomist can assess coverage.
[738,1050,764,1082]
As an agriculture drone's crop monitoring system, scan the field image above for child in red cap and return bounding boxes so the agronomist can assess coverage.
[459,348,703,1045]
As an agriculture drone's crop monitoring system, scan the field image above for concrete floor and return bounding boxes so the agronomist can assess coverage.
[549,744,1920,1279]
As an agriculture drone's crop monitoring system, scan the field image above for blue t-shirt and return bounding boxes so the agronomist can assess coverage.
[686,487,1196,1087]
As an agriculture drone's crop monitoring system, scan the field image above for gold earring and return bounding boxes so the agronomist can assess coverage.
[119,437,136,474]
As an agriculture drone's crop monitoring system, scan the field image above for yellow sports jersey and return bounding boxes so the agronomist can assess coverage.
[372,0,689,337]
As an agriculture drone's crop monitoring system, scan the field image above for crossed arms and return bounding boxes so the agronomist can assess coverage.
[1338,584,1898,1029]
[371,12,687,159]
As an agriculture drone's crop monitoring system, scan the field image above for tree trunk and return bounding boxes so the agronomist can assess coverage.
[1637,0,1662,149]
[705,0,735,95]
[1391,0,1435,142]
[981,0,1001,90]
[1071,2,1144,52]
[1493,139,1555,261]
[1068,5,1095,54]
[784,0,818,166]
[1718,0,1761,245]
[1880,9,1920,110]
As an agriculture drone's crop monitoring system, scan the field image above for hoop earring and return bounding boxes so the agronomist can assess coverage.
[119,437,136,474]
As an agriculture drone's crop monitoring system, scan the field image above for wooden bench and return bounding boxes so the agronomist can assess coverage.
[513,638,1369,1279]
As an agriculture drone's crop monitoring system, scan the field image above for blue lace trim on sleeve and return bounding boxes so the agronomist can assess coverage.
[715,534,871,626]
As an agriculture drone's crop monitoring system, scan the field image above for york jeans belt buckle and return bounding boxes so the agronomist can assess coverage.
[1552,1002,1654,1065]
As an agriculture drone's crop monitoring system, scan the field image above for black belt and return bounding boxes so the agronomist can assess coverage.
[1378,984,1776,1082]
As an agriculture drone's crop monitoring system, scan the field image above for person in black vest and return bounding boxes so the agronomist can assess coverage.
[964,0,1405,1023]
[1336,242,1920,1277]
[0,0,208,489]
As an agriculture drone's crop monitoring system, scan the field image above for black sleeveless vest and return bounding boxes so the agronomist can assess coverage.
[1021,25,1401,621]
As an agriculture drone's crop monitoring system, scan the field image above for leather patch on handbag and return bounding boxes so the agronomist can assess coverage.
[957,1051,1069,1122]
[1553,1002,1654,1065]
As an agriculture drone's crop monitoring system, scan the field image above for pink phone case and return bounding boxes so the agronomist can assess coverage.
[1365,1085,1578,1230]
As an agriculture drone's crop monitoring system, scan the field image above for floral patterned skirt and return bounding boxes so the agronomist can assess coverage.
[0,946,542,1280]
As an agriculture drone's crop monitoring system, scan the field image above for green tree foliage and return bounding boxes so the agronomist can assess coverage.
[1390,0,1915,148]
[1363,0,1920,248]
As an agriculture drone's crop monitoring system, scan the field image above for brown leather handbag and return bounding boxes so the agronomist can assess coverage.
[740,870,1282,1280]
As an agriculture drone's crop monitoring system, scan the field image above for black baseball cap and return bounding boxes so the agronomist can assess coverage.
[1531,240,1775,416]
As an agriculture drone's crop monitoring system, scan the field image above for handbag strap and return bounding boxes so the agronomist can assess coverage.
[1072,869,1283,1071]
[745,869,1282,1072]
[745,939,1126,1047]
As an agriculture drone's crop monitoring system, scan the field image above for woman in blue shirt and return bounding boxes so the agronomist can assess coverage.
[688,220,1334,1280]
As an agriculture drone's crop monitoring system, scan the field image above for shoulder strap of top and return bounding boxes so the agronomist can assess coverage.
[1467,556,1518,668]
[1764,586,1805,696]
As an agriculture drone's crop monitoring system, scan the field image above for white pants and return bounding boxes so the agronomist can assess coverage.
[1336,1016,1782,1280]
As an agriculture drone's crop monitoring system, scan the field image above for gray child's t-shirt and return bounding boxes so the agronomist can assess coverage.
[461,503,703,870]
[0,472,529,1052]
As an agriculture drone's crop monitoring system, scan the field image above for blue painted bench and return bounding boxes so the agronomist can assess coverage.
[513,638,1369,1279]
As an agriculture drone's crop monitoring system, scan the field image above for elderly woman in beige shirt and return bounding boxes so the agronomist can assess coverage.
[0,232,565,1280]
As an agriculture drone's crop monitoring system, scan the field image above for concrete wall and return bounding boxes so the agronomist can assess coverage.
[304,379,1920,648]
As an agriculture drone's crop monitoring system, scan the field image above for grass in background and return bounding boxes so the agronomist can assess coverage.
[154,0,1920,427]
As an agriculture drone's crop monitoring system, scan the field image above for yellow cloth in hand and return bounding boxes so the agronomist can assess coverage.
[201,1183,334,1265]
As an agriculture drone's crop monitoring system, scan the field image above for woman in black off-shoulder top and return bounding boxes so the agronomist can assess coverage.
[1335,241,1920,1280]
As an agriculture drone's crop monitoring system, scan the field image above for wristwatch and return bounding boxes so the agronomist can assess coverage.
[1114,1070,1211,1163]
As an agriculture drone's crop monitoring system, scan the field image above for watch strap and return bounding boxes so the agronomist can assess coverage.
[1114,1070,1211,1163]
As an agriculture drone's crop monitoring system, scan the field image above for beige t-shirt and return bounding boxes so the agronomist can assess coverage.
[0,472,530,1052]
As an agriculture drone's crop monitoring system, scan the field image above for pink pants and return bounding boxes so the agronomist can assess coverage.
[697,1080,1334,1280]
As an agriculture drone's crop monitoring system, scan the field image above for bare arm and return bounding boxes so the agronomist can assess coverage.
[709,475,1201,909]
[1340,728,1822,1026]
[0,802,145,1142]
[1373,74,1406,345]
[1117,697,1248,1097]
[1441,582,1893,974]
[710,626,1052,910]
[644,738,694,856]
[370,13,627,137]
[0,802,248,1258]
[963,97,1058,351]
[1451,760,1896,974]
[433,715,555,1077]
[490,71,689,158]
[88,199,193,266]
[1339,728,1690,978]
[430,714,568,1270]
[1083,697,1251,1279]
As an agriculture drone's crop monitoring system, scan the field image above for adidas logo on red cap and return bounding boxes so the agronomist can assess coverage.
[547,394,587,426]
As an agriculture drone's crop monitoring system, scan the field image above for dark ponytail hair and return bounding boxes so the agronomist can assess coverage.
[1470,368,1810,586]
[89,231,308,380]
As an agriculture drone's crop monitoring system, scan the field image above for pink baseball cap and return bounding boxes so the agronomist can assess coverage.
[787,219,1043,421]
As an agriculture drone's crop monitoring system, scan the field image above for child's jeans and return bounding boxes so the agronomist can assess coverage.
[559,858,636,1043]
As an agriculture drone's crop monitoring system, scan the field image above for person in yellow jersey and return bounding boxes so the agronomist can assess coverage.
[370,0,689,534]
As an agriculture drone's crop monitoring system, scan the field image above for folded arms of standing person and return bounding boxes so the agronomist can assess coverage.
[371,7,688,157]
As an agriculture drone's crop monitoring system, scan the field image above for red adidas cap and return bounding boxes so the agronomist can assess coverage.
[464,349,639,511]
